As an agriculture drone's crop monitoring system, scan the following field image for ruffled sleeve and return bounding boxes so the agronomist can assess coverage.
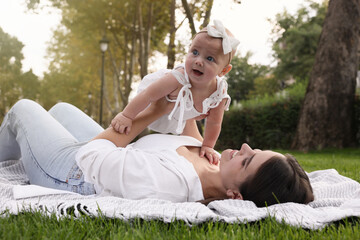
[201,77,231,113]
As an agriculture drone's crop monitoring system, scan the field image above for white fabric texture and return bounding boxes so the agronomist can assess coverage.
[137,64,231,134]
[0,159,359,230]
[206,19,240,55]
[75,134,204,202]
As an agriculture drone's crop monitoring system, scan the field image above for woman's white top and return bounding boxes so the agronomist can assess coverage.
[137,64,231,134]
[75,134,205,202]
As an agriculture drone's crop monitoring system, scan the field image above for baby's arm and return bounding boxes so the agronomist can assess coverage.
[200,99,227,165]
[94,97,173,147]
[111,74,180,134]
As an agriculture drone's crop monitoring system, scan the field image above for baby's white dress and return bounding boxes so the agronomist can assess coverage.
[137,64,231,134]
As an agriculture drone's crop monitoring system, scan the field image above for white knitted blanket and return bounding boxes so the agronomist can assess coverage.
[0,160,359,230]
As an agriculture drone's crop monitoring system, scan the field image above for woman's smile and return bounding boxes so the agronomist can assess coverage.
[230,150,238,159]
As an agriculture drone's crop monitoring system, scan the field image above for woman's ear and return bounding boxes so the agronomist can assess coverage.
[226,189,243,200]
[219,64,232,77]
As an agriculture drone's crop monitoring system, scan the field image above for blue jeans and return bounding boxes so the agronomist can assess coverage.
[0,99,104,195]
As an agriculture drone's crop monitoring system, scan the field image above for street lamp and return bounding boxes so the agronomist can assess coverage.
[99,35,109,125]
[87,91,92,117]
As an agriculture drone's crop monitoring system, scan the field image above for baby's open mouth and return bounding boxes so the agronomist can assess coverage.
[193,69,203,76]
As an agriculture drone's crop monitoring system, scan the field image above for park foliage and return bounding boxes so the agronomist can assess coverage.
[3,0,357,150]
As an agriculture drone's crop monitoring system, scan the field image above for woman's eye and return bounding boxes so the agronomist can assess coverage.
[242,157,248,166]
[192,50,199,56]
[207,56,214,62]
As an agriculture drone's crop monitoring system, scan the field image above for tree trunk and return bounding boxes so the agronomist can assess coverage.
[167,0,176,69]
[136,0,146,79]
[200,0,213,29]
[181,0,214,35]
[126,30,136,106]
[292,0,360,151]
[110,52,120,114]
[181,0,196,36]
[142,1,153,77]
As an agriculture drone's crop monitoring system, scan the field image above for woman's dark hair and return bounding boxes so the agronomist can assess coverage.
[239,154,314,207]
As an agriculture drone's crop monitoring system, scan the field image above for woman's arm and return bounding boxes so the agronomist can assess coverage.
[93,98,173,147]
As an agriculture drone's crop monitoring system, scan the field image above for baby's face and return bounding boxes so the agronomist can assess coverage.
[185,33,229,86]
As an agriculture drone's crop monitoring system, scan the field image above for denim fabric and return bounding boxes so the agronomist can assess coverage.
[0,99,103,195]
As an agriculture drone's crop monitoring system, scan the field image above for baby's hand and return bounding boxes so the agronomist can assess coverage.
[200,146,219,165]
[111,112,133,134]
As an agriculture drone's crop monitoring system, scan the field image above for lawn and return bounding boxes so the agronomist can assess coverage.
[1,148,359,240]
[282,148,360,182]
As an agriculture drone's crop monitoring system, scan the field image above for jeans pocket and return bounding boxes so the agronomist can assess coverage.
[66,163,96,195]
[66,163,84,184]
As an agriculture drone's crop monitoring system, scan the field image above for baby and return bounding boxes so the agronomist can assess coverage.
[111,20,239,164]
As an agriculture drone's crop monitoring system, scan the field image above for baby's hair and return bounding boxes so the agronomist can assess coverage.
[194,26,237,65]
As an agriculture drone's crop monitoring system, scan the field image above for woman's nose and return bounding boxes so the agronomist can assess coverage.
[239,143,255,156]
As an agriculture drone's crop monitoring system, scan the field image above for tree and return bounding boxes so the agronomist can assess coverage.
[167,0,177,69]
[0,27,40,121]
[292,0,360,151]
[28,0,238,127]
[38,0,172,126]
[181,0,213,36]
[247,74,280,99]
[271,0,327,82]
[226,53,269,101]
[19,70,40,99]
[167,0,215,69]
[167,0,240,69]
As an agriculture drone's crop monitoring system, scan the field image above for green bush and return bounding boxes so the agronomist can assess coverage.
[217,83,305,150]
[218,82,360,150]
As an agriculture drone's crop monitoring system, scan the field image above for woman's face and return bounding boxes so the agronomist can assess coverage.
[220,143,285,193]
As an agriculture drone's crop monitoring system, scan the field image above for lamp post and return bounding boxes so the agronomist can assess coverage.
[99,35,109,125]
[87,91,92,117]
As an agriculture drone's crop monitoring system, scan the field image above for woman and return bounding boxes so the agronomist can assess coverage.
[0,99,314,207]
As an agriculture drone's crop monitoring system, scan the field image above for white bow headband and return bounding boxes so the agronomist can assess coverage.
[202,20,240,55]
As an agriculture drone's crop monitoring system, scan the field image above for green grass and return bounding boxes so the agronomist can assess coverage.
[279,148,360,182]
[1,212,359,240]
[1,148,359,239]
